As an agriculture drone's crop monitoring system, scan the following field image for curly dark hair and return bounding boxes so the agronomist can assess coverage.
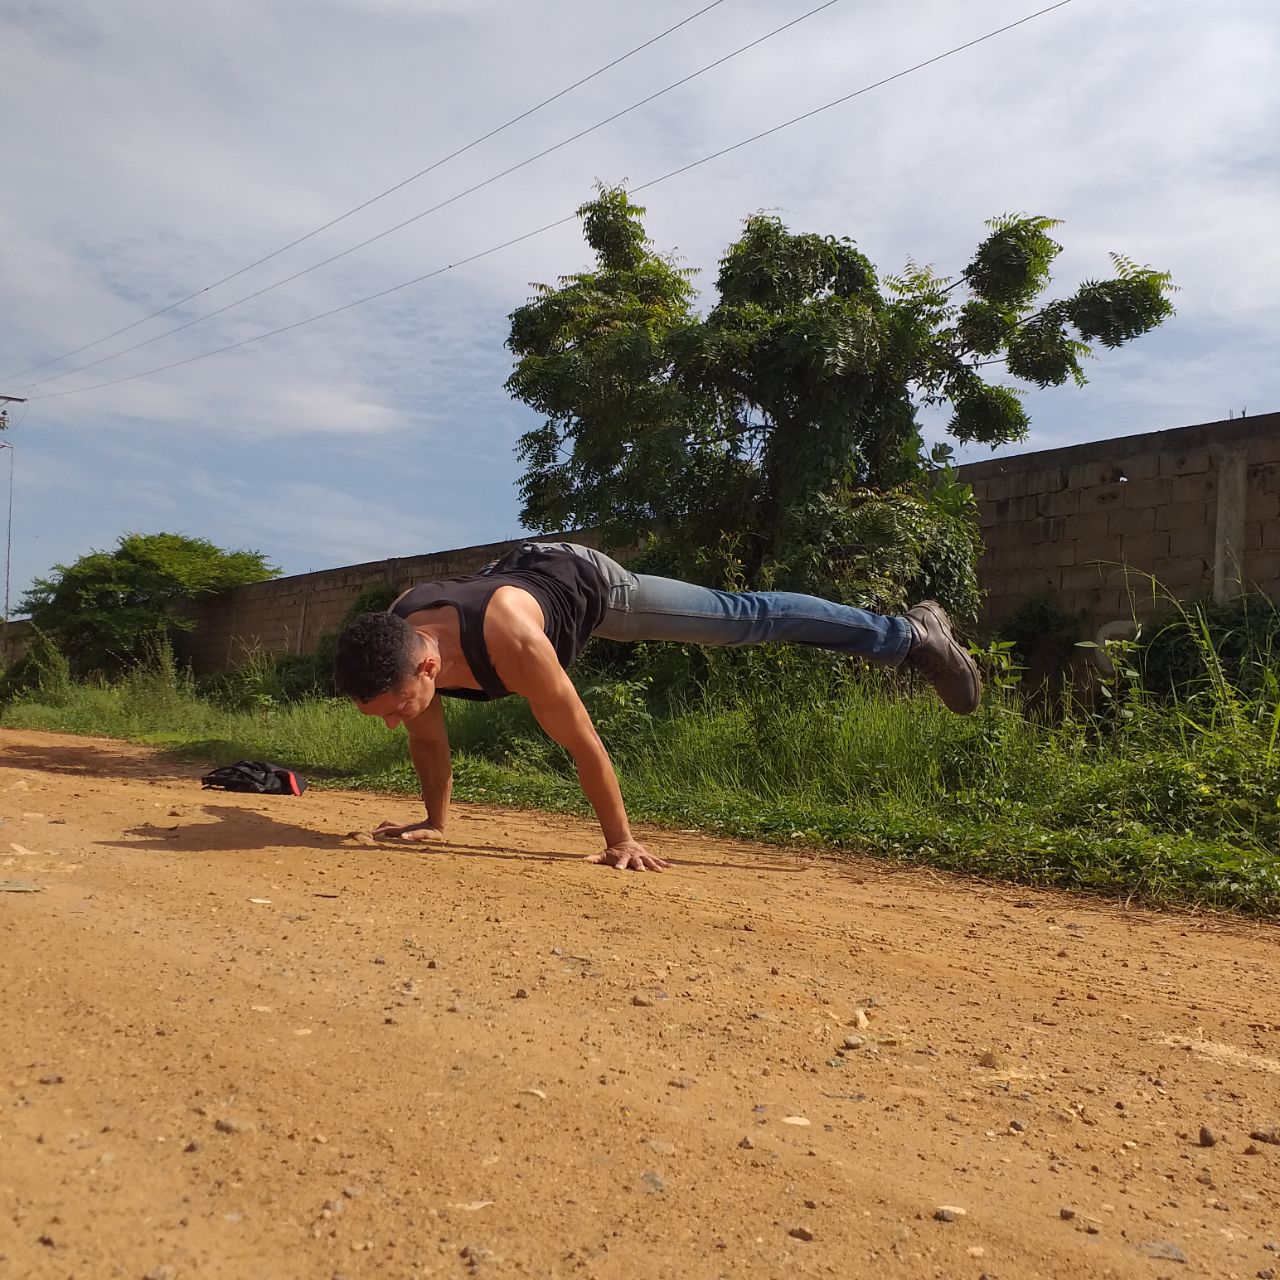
[333,612,421,701]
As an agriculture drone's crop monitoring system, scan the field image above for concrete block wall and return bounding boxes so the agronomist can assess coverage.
[4,414,1278,676]
[960,412,1280,634]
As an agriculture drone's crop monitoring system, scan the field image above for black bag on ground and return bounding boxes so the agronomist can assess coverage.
[200,760,307,796]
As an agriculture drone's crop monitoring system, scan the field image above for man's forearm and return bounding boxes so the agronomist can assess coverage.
[573,743,633,848]
[408,735,452,829]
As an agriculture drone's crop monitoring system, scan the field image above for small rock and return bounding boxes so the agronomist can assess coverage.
[342,1186,363,1199]
[1084,1223,1101,1235]
[214,1117,255,1135]
[668,1077,694,1090]
[1010,1119,1026,1133]
[640,1170,665,1194]
[1258,1269,1274,1280]
[372,956,386,965]
[1198,1125,1218,1147]
[144,1267,178,1280]
[38,1075,64,1085]
[738,1136,754,1150]
[788,1226,815,1242]
[852,1008,871,1030]
[1134,1240,1188,1263]
[427,959,438,969]
[978,1050,1004,1069]
[842,1035,864,1051]
[183,1140,200,1154]
[1250,1128,1280,1146]
[934,1206,966,1223]
[1059,1207,1076,1221]
[632,994,655,1008]
[1245,1143,1262,1155]
[514,988,529,1000]
[646,1139,676,1156]
[781,1116,810,1127]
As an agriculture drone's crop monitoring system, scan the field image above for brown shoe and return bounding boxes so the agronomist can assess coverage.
[904,601,982,715]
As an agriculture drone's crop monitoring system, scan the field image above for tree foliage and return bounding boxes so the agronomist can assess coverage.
[507,188,1174,616]
[22,532,278,675]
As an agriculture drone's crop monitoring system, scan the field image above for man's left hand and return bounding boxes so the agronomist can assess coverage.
[585,839,670,872]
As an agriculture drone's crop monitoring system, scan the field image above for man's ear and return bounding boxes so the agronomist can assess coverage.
[416,641,440,680]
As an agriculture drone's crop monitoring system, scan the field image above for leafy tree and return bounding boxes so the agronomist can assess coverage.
[507,188,1174,615]
[22,532,278,675]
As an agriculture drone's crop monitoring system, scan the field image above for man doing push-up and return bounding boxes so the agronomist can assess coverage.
[333,542,980,872]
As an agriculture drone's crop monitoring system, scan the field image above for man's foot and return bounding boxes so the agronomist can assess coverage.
[904,601,982,715]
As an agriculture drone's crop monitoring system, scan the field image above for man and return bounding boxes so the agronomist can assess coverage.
[333,542,980,872]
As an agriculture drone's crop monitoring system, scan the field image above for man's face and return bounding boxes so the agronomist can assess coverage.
[354,659,436,729]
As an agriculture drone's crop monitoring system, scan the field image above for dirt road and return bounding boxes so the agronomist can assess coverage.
[1,729,1278,1279]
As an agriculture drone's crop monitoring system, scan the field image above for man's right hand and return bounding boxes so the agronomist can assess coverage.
[373,820,448,843]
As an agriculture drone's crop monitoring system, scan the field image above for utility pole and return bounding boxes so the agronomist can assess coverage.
[0,396,27,628]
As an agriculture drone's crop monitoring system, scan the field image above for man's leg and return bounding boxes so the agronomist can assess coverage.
[592,572,981,714]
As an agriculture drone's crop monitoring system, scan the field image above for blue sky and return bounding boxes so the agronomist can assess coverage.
[1,0,1277,606]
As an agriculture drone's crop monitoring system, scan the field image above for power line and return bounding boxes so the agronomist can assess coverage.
[20,0,840,395]
[1,0,731,384]
[30,0,1076,406]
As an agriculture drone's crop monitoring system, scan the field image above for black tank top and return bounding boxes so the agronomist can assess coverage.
[389,544,608,701]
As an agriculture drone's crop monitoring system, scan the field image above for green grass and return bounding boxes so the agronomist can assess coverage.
[4,624,1279,914]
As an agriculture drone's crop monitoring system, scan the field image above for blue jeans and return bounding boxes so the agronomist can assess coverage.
[544,543,912,667]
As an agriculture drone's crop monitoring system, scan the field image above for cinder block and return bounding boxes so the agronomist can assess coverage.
[1247,432,1280,466]
[980,522,1022,550]
[1074,539,1124,569]
[1120,478,1171,509]
[1155,501,1208,532]
[1033,540,1076,568]
[1159,449,1211,477]
[1065,588,1129,623]
[1168,526,1213,558]
[1244,549,1280,587]
[1149,557,1211,590]
[1068,454,1160,488]
[1108,507,1156,536]
[1249,463,1280,496]
[1060,563,1110,592]
[1026,467,1069,495]
[992,496,1038,523]
[1013,567,1064,596]
[1038,488,1080,518]
[1079,484,1124,511]
[1121,530,1171,563]
[983,542,1034,571]
[1063,511,1111,541]
[1171,474,1216,504]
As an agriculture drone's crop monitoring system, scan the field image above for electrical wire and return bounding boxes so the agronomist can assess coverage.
[30,0,1076,405]
[1,0,731,384]
[19,0,839,394]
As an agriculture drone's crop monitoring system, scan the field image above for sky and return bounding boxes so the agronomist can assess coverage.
[1,0,1277,609]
